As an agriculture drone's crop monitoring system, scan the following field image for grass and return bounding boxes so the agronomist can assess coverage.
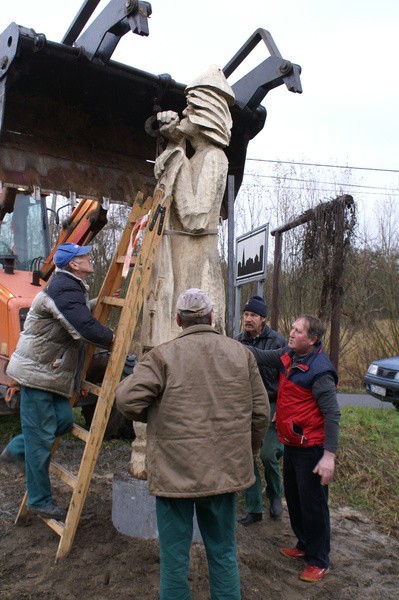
[331,406,399,537]
[2,406,398,538]
[239,406,399,538]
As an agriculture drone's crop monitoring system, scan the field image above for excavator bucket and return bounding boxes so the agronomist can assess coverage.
[0,23,185,204]
[0,0,302,213]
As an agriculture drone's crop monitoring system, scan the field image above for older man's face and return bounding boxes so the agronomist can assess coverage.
[243,311,265,338]
[288,318,316,356]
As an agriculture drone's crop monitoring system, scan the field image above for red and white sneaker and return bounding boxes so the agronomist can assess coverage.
[299,565,329,582]
[280,547,305,559]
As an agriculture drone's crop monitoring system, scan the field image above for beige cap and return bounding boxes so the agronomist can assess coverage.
[176,288,213,317]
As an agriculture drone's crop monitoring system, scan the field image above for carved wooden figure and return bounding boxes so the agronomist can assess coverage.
[129,66,234,478]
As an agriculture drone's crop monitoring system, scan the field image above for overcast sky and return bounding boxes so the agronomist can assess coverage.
[1,0,398,219]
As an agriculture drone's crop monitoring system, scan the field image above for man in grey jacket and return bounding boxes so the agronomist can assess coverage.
[236,295,286,525]
[1,243,114,521]
[116,288,269,600]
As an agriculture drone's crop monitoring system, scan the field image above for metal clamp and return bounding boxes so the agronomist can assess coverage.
[148,203,166,235]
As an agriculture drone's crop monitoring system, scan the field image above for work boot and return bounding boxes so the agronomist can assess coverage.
[269,497,283,519]
[28,504,67,521]
[0,447,25,474]
[237,512,263,526]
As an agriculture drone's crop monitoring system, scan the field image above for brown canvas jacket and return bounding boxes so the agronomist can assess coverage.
[116,324,269,497]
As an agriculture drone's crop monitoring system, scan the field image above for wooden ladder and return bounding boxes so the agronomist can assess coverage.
[15,190,170,560]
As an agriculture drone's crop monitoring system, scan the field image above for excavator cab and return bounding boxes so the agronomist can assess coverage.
[0,191,51,272]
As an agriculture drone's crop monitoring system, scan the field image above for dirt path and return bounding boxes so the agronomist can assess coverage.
[1,440,398,600]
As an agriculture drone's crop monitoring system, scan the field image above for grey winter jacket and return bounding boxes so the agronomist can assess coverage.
[7,270,113,398]
[236,325,286,401]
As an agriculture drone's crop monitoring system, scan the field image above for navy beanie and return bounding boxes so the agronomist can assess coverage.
[243,295,267,317]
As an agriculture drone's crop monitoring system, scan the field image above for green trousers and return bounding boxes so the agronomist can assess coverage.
[5,385,74,508]
[244,403,284,513]
[156,493,240,600]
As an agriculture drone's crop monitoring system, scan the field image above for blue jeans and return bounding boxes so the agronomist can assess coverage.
[156,493,240,600]
[5,385,74,508]
[283,445,330,568]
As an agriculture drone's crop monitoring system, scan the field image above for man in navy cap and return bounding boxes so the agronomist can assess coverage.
[1,243,114,521]
[236,295,287,525]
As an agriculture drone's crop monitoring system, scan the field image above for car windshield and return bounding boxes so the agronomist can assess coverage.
[0,193,50,271]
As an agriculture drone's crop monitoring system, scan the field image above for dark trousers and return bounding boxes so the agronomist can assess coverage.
[283,445,330,568]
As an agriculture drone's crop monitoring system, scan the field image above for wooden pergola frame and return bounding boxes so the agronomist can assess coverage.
[270,194,354,370]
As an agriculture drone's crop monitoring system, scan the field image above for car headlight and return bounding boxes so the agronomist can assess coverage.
[367,364,379,375]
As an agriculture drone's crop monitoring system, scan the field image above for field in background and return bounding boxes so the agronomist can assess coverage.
[338,319,398,390]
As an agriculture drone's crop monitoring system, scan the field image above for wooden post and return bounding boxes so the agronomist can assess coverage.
[329,201,346,371]
[271,231,282,331]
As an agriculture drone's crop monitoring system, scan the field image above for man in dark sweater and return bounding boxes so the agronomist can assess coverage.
[244,314,340,583]
[236,295,286,525]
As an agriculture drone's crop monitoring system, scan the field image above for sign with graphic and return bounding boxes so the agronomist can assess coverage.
[235,224,268,283]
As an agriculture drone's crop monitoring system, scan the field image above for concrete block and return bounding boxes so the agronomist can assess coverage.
[112,471,202,542]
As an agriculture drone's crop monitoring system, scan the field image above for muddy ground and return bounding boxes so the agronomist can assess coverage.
[1,439,398,600]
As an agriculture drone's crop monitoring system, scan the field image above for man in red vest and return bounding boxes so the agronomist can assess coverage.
[244,314,340,583]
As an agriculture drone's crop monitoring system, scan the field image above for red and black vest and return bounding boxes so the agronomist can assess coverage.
[276,343,338,447]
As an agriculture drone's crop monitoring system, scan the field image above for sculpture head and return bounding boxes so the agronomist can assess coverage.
[180,65,235,148]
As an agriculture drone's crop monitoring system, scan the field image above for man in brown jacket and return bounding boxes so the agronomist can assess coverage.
[116,288,269,600]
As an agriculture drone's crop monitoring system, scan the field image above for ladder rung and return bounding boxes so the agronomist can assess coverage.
[80,381,102,396]
[41,517,65,536]
[50,461,77,488]
[116,255,135,265]
[101,296,125,307]
[71,423,89,442]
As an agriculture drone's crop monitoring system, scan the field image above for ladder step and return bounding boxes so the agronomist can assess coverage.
[41,518,65,536]
[116,255,135,265]
[71,423,89,442]
[101,296,125,307]
[50,461,77,488]
[80,381,102,397]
